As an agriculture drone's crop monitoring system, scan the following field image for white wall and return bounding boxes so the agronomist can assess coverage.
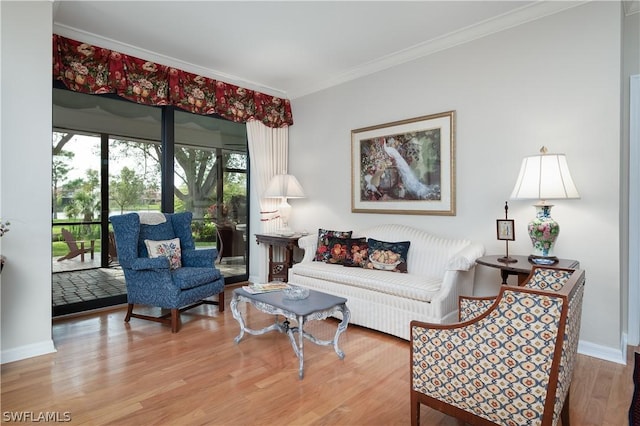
[0,1,628,364]
[622,5,640,347]
[286,2,624,360]
[0,2,56,362]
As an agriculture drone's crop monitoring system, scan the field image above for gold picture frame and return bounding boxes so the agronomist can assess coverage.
[351,111,456,215]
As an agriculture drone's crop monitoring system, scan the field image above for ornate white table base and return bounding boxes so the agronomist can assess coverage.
[230,288,350,379]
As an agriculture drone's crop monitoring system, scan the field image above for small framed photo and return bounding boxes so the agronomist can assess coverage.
[496,219,515,241]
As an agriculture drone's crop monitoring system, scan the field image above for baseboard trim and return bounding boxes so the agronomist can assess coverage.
[578,337,627,365]
[1,339,57,364]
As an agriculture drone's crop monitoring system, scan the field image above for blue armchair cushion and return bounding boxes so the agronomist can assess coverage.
[182,248,217,268]
[131,256,170,271]
[145,238,182,270]
[138,218,175,257]
[173,267,222,290]
[109,211,225,311]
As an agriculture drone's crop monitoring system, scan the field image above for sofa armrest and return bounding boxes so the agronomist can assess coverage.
[446,242,485,271]
[297,234,318,263]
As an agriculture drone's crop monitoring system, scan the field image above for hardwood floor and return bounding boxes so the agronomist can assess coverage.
[1,286,637,425]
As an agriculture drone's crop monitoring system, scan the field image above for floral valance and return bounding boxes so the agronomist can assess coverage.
[52,35,293,128]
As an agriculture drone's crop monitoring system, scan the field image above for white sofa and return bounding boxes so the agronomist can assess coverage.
[288,224,485,340]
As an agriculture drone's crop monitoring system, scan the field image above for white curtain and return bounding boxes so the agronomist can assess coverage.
[246,119,289,282]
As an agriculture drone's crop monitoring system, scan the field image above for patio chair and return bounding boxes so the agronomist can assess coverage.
[57,228,95,262]
[216,223,246,263]
[410,266,585,426]
[107,231,118,265]
[109,211,225,333]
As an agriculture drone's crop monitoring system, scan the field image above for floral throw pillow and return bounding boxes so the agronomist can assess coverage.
[366,238,410,273]
[343,238,370,268]
[144,238,182,270]
[325,237,367,266]
[314,228,352,262]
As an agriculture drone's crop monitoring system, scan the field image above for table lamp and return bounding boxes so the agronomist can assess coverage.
[510,146,580,264]
[264,174,305,236]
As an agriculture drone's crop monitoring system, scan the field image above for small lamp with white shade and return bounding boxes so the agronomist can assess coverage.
[264,173,305,236]
[510,146,580,265]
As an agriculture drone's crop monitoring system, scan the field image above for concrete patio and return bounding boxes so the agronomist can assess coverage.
[52,256,247,309]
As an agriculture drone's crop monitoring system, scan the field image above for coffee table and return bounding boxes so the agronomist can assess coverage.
[230,287,350,379]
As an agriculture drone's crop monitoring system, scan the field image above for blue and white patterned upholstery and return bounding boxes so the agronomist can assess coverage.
[110,212,225,332]
[458,296,497,322]
[525,268,573,292]
[458,269,575,323]
[411,267,585,426]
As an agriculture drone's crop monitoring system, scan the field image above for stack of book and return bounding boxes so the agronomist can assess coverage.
[242,282,289,294]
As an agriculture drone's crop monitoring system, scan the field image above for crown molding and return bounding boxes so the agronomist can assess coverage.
[288,1,589,99]
[54,1,590,101]
[52,23,289,99]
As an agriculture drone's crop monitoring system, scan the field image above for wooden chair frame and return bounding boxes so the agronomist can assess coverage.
[410,267,585,426]
[57,228,95,262]
[124,298,224,333]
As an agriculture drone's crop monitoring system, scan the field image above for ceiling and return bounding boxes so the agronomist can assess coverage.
[52,1,588,100]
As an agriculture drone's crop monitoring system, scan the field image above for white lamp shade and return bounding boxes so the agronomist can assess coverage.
[264,174,305,199]
[510,153,580,201]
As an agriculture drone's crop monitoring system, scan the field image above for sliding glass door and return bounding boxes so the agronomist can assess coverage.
[52,87,249,315]
[52,132,102,271]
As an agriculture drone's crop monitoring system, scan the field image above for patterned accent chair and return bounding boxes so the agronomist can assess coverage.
[110,212,225,333]
[411,266,585,425]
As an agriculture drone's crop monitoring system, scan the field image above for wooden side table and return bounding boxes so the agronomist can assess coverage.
[255,233,302,282]
[476,254,580,286]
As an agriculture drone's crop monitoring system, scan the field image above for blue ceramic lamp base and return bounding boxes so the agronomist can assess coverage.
[527,204,560,265]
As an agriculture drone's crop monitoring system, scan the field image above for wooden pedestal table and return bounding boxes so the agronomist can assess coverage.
[254,233,301,282]
[476,254,580,286]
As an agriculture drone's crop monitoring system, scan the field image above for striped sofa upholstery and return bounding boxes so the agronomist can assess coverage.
[289,224,485,340]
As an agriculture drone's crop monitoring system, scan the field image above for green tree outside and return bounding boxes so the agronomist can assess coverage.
[110,167,145,214]
[52,150,74,219]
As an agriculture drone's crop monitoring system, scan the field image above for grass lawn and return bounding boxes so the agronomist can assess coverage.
[53,240,215,257]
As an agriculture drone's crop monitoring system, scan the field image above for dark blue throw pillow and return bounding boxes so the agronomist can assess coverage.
[366,238,410,273]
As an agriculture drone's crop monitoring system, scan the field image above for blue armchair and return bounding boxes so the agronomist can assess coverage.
[109,211,225,333]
